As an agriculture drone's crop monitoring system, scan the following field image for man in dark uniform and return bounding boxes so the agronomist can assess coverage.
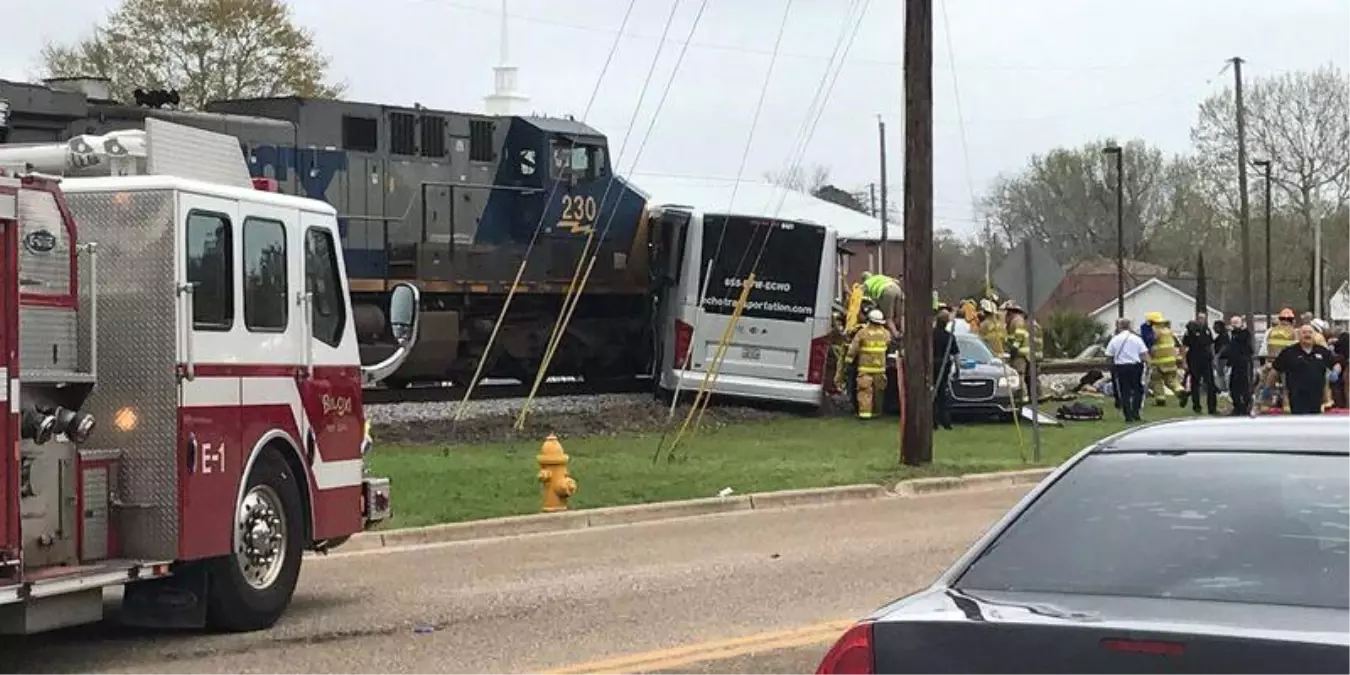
[1269,325,1336,415]
[932,309,960,430]
[1181,313,1218,415]
[1220,315,1255,416]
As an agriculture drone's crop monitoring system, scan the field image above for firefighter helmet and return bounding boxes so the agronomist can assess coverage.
[1145,311,1164,324]
[1312,318,1329,334]
[867,309,885,325]
[979,298,997,314]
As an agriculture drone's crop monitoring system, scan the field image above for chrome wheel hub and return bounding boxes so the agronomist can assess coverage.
[236,485,287,590]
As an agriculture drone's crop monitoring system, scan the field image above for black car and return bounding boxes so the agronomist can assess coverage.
[816,416,1349,674]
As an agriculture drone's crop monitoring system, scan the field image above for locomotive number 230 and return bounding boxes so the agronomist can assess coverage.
[559,194,598,234]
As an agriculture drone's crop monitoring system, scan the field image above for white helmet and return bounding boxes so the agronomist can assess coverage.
[1312,318,1330,334]
[867,309,885,324]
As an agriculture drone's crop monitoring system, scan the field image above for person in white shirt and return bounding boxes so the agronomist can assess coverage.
[1105,317,1150,421]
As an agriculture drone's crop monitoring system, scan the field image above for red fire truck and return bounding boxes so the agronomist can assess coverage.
[0,119,418,634]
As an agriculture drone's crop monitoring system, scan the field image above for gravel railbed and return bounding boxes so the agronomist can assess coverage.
[367,393,803,446]
[365,372,1096,446]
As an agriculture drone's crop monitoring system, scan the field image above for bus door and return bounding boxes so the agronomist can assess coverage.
[692,215,827,383]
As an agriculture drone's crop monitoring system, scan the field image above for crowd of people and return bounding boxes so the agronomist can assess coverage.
[1105,308,1348,419]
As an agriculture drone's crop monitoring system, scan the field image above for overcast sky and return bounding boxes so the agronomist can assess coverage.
[6,0,1348,234]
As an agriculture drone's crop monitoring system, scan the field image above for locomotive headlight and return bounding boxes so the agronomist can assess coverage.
[20,409,57,444]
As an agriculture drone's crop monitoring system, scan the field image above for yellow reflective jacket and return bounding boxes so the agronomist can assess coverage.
[979,316,1005,355]
[1267,324,1296,357]
[1152,326,1179,371]
[849,325,892,375]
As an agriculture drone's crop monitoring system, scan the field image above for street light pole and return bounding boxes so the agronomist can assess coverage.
[1103,144,1125,319]
[1253,159,1272,323]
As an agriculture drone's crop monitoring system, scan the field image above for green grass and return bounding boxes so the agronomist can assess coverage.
[368,398,1195,528]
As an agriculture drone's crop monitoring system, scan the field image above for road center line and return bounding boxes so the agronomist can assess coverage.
[539,619,853,674]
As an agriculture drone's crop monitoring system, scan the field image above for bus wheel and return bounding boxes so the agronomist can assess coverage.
[206,450,304,632]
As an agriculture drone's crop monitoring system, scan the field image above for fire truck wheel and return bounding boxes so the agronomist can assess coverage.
[206,449,304,632]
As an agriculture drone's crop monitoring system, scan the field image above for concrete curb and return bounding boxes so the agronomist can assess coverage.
[329,468,1052,553]
[892,467,1053,496]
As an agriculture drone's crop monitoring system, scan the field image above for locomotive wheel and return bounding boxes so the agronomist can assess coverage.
[206,449,304,632]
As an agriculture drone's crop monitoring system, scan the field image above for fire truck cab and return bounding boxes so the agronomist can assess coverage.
[0,119,417,634]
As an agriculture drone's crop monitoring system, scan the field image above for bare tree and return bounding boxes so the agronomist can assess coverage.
[1191,65,1350,255]
[40,0,344,109]
[981,139,1201,266]
[763,164,832,194]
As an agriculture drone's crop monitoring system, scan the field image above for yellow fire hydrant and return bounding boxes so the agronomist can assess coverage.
[537,434,577,512]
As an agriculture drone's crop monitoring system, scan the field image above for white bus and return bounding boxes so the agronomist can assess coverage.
[648,205,836,407]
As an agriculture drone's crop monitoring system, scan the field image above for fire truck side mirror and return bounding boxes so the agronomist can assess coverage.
[388,283,420,347]
[360,283,421,389]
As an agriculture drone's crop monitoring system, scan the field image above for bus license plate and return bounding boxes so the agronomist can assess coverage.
[741,346,761,360]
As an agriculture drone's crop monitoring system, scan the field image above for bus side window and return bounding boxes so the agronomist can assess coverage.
[305,227,347,347]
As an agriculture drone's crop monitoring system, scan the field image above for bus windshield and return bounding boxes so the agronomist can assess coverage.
[698,215,825,322]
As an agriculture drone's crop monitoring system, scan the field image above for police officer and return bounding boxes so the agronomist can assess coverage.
[1181,313,1218,415]
[846,309,892,419]
[1219,315,1255,416]
[1268,325,1336,415]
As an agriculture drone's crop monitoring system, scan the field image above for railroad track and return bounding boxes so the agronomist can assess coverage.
[362,377,653,405]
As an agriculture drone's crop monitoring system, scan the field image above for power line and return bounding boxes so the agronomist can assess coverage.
[421,0,1219,73]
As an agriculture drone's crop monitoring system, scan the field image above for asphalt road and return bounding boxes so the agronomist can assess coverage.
[4,486,1029,674]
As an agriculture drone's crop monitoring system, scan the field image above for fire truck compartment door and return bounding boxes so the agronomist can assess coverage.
[0,203,17,562]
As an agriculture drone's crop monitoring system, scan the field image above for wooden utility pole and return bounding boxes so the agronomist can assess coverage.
[901,0,933,466]
[878,116,889,275]
[869,182,877,217]
[1231,56,1255,338]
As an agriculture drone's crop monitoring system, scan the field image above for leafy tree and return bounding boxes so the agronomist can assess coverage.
[40,0,343,109]
[1042,310,1107,359]
[982,139,1202,267]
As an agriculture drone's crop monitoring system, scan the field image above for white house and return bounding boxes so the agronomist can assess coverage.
[1330,280,1349,327]
[1088,277,1225,332]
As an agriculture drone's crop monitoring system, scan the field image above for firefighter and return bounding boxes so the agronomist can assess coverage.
[846,308,892,419]
[860,271,903,338]
[1262,308,1298,411]
[978,298,1005,355]
[1005,304,1032,393]
[1145,312,1183,405]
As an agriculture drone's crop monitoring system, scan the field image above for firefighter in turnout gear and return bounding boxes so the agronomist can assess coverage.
[978,299,1005,355]
[1145,312,1184,405]
[1260,308,1298,412]
[846,309,892,419]
[1005,304,1039,398]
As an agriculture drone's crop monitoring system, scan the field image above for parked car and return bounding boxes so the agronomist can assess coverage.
[882,334,1023,420]
[816,416,1349,674]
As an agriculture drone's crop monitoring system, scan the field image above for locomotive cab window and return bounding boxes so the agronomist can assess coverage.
[243,217,288,332]
[185,210,234,331]
[550,138,605,180]
[305,227,347,347]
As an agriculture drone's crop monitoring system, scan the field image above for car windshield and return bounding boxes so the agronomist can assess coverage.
[956,335,996,363]
[955,451,1349,609]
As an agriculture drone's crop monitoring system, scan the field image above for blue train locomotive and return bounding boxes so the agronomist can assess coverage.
[3,79,653,387]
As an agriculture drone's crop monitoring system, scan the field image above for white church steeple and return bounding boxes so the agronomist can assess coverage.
[484,0,530,116]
